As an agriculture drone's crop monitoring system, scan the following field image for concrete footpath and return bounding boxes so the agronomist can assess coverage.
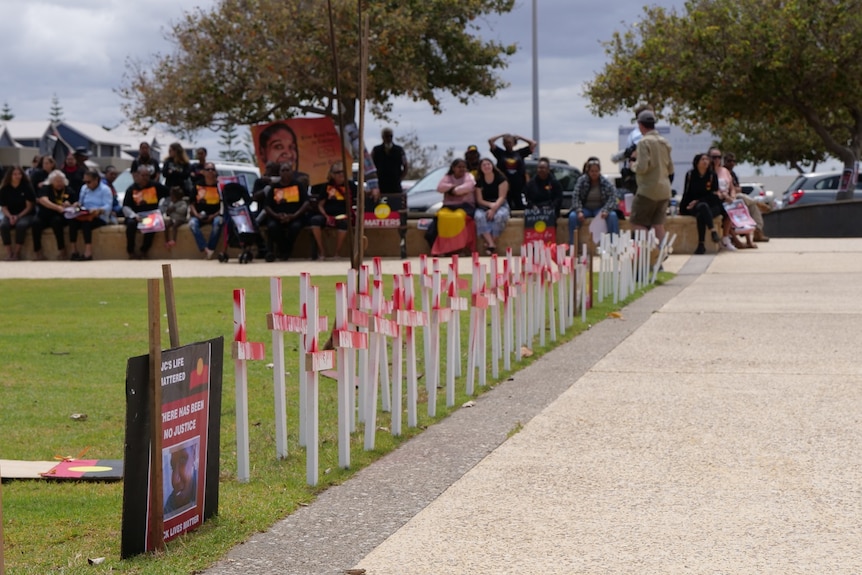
[6,240,862,573]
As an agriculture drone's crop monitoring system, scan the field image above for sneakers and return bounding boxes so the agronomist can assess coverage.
[721,236,738,251]
[204,248,214,260]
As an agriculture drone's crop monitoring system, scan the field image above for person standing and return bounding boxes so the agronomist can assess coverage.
[189,147,208,186]
[372,127,409,195]
[130,142,161,180]
[488,133,536,210]
[629,110,674,242]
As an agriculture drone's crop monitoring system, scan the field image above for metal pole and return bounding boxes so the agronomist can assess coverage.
[531,0,540,157]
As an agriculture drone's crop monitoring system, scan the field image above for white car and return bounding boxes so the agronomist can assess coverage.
[740,182,775,208]
[113,161,260,204]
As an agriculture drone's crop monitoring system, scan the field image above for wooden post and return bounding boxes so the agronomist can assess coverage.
[1,462,6,575]
[147,279,165,552]
[232,289,266,483]
[304,285,335,486]
[333,282,367,467]
[401,262,424,428]
[161,264,180,348]
[268,277,288,459]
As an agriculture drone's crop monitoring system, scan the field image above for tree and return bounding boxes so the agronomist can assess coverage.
[49,94,64,122]
[1,101,13,121]
[218,124,249,163]
[399,129,450,179]
[585,0,862,196]
[118,0,516,135]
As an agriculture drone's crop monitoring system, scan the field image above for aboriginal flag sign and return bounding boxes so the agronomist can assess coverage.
[121,338,224,558]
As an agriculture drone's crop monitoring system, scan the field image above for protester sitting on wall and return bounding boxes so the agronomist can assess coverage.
[263,162,314,261]
[68,170,114,261]
[188,162,224,259]
[33,169,76,260]
[473,157,510,255]
[162,186,189,251]
[30,156,56,190]
[310,161,354,260]
[568,157,620,245]
[524,157,563,218]
[102,165,123,223]
[425,158,477,256]
[0,166,37,261]
[679,153,723,255]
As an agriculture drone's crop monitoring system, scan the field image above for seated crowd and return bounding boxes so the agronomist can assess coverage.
[0,135,771,262]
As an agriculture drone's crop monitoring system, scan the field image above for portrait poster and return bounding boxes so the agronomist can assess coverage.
[523,206,557,244]
[121,338,224,558]
[251,117,353,187]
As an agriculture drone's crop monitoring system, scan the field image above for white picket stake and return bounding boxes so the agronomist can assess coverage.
[581,244,589,324]
[401,262,423,428]
[419,254,432,388]
[556,244,567,335]
[489,254,501,378]
[232,288,265,483]
[427,265,446,417]
[502,254,513,371]
[516,254,527,359]
[346,269,359,433]
[537,246,547,348]
[477,262,489,389]
[372,258,391,413]
[333,282,367,468]
[446,262,468,407]
[268,277,288,460]
[390,275,404,437]
[303,284,335,486]
[365,279,382,450]
[356,265,370,424]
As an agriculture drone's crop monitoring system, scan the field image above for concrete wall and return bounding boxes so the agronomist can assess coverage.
[763,201,862,237]
[5,215,707,261]
[0,146,39,168]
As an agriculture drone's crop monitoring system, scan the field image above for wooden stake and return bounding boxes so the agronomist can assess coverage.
[147,279,165,552]
[161,264,180,348]
[1,461,6,575]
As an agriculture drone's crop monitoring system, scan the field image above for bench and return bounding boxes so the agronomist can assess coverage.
[5,215,706,261]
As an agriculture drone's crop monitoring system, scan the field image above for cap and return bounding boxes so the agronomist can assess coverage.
[73,146,90,157]
[636,110,656,124]
[466,145,478,153]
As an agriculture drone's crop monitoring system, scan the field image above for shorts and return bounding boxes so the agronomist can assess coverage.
[629,195,669,227]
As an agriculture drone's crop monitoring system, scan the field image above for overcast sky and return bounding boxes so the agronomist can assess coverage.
[1,0,694,160]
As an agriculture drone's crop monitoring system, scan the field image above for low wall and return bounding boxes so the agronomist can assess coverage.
[7,215,705,261]
[762,200,862,237]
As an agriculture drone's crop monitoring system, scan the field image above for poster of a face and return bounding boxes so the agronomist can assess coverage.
[162,437,200,520]
[251,117,352,186]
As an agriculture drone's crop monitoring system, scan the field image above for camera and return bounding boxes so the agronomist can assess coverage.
[611,144,638,164]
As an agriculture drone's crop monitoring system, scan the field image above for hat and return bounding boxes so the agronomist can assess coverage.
[466,145,478,154]
[636,110,656,124]
[73,146,90,157]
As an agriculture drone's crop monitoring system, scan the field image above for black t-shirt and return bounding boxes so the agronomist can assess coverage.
[372,144,406,194]
[524,174,562,209]
[491,146,530,187]
[0,183,36,215]
[266,178,310,215]
[123,181,169,213]
[130,157,161,179]
[162,159,192,191]
[680,169,721,215]
[312,181,355,217]
[192,184,222,216]
[37,184,76,207]
[476,173,507,204]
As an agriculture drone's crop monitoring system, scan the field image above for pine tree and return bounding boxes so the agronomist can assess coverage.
[49,94,64,122]
[0,101,13,121]
[218,124,249,163]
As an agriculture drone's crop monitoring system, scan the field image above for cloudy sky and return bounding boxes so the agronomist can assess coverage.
[2,0,685,158]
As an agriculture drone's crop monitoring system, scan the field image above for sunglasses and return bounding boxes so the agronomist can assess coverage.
[203,167,216,172]
[710,155,722,159]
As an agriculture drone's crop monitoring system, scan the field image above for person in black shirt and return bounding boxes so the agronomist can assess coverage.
[372,127,408,195]
[524,157,562,218]
[0,166,37,261]
[679,153,722,254]
[474,158,510,254]
[264,163,314,261]
[488,132,536,210]
[130,142,161,180]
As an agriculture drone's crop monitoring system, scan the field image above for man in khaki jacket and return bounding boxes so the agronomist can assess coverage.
[629,110,674,241]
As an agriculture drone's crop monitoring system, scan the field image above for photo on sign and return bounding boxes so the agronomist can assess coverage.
[162,436,200,520]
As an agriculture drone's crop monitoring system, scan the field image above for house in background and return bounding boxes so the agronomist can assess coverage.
[0,120,195,171]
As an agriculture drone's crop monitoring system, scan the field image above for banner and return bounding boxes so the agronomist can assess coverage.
[121,338,224,558]
[724,199,757,232]
[251,117,353,187]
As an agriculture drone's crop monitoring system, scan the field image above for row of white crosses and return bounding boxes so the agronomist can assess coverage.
[595,230,677,304]
[232,244,593,486]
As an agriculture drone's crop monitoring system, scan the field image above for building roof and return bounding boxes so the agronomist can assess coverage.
[0,121,51,141]
[60,120,129,147]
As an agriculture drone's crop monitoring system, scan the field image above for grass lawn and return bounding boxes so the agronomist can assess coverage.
[0,271,670,574]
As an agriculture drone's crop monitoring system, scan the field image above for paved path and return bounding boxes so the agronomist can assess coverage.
[9,241,860,573]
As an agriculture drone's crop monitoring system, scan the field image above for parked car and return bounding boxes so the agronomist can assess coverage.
[114,161,261,204]
[781,171,862,208]
[740,182,776,208]
[524,159,581,210]
[406,166,449,214]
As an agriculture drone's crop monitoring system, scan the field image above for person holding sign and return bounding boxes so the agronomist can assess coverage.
[122,165,169,259]
[68,170,113,261]
[263,163,313,261]
[473,158,510,255]
[568,157,620,245]
[311,161,355,260]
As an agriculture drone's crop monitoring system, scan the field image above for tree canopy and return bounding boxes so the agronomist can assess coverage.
[585,0,862,182]
[119,0,516,134]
